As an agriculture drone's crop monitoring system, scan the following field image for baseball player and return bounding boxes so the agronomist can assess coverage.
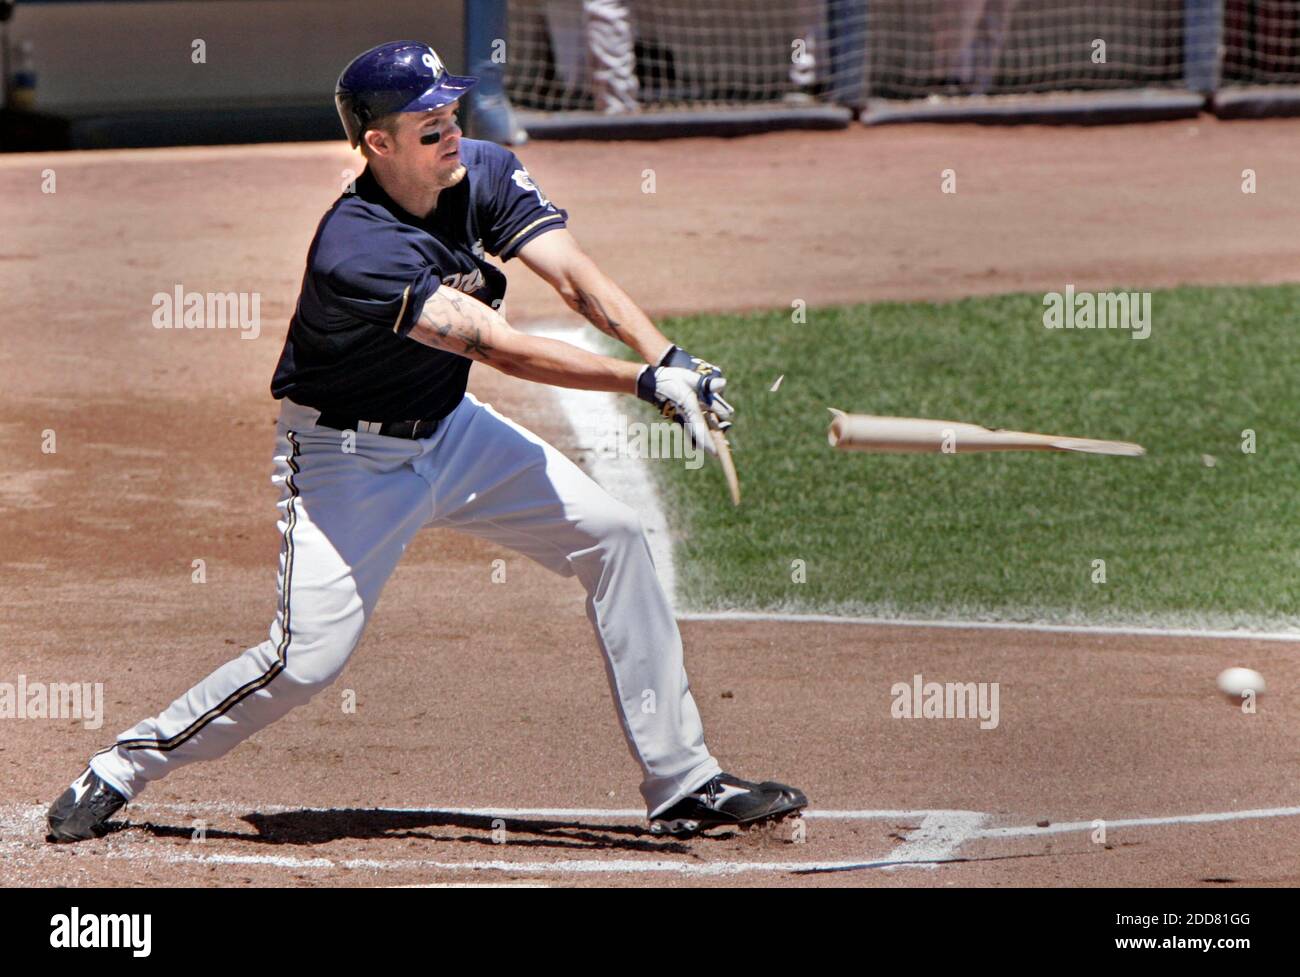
[47,40,806,843]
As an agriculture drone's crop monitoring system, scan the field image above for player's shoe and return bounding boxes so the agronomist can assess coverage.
[649,772,807,836]
[46,767,127,843]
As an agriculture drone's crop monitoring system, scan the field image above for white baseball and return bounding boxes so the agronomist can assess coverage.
[1216,667,1265,698]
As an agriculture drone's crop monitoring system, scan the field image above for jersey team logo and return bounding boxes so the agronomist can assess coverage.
[442,267,486,295]
[512,169,551,209]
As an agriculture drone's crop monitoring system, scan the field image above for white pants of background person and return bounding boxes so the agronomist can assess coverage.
[585,0,639,113]
[932,0,1019,93]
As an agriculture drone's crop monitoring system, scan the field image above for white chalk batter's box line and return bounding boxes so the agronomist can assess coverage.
[6,802,1300,878]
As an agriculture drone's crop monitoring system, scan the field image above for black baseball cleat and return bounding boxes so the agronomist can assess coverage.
[46,767,127,843]
[649,772,807,836]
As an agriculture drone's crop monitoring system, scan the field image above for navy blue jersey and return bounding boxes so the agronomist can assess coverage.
[271,139,568,421]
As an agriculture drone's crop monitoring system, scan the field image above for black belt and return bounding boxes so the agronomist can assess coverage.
[316,411,441,440]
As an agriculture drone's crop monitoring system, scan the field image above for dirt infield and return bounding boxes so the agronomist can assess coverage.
[2,119,1298,887]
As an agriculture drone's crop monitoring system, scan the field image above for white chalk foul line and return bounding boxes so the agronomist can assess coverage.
[974,804,1300,840]
[678,611,1300,643]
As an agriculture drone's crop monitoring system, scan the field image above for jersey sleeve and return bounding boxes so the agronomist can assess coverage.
[318,222,441,338]
[478,146,569,260]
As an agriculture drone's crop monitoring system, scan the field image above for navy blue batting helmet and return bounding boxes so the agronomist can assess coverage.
[335,40,478,149]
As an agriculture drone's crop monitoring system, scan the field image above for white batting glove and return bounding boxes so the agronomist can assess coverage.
[636,365,733,456]
[658,343,734,433]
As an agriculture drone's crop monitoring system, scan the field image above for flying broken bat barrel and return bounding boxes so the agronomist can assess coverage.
[826,411,1145,457]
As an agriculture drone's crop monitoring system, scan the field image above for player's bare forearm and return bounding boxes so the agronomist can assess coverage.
[565,265,669,364]
[517,229,673,365]
[503,332,641,392]
[412,285,639,394]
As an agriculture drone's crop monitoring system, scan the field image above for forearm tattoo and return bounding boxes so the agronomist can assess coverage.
[574,287,621,334]
[417,289,495,361]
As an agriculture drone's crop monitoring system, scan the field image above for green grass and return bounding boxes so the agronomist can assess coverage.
[627,285,1300,629]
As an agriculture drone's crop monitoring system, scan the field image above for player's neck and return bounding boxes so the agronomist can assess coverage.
[369,165,442,218]
[369,162,466,220]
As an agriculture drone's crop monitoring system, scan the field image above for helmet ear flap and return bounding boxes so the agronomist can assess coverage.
[336,90,383,150]
[351,100,373,148]
[335,90,362,148]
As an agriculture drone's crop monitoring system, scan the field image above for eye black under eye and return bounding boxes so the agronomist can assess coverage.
[420,131,442,145]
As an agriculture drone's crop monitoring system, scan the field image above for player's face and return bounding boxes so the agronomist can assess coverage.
[399,104,464,186]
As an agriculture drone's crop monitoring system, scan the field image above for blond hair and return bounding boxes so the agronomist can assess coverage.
[358,114,400,160]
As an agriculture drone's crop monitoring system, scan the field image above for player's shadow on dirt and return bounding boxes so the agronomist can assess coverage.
[137,808,696,854]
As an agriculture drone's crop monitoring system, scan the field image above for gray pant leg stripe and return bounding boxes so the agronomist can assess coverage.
[103,431,304,755]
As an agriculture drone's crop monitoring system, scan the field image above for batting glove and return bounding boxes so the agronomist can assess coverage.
[656,344,734,429]
[658,343,722,376]
[636,365,733,456]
